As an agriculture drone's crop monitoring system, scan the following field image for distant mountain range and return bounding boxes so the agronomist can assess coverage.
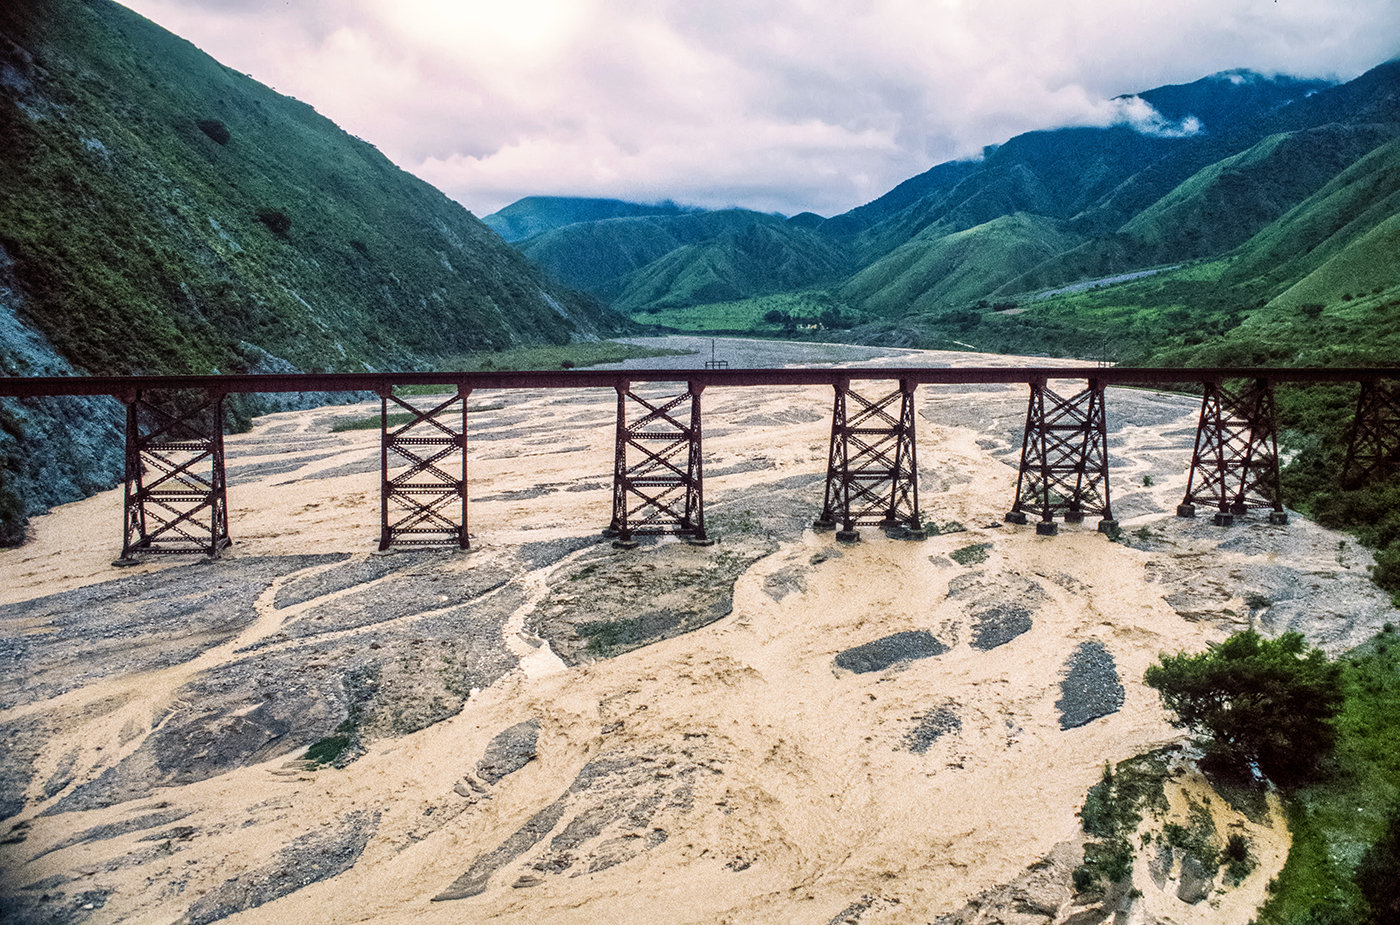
[484,63,1400,366]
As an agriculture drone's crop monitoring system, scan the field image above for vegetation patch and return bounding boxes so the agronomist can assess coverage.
[328,403,504,432]
[949,542,991,566]
[1146,630,1400,924]
[577,616,648,657]
[1073,752,1172,894]
[1146,631,1343,787]
[1252,634,1400,924]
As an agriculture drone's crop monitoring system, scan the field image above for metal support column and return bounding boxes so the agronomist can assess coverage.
[813,379,923,542]
[1004,378,1115,535]
[379,388,469,550]
[1177,378,1287,526]
[115,388,231,564]
[1341,379,1400,488]
[605,381,709,547]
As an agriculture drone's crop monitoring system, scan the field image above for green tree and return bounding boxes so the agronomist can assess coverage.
[1144,631,1343,787]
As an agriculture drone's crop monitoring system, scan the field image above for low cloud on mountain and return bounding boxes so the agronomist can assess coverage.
[117,0,1399,216]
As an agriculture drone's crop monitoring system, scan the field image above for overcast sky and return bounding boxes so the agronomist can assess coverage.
[118,0,1400,218]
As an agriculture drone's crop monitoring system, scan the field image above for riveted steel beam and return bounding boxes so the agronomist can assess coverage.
[115,389,231,564]
[380,389,469,550]
[1177,379,1286,526]
[605,382,708,546]
[1004,378,1115,535]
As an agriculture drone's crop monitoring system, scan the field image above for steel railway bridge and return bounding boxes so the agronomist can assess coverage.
[1,367,1396,563]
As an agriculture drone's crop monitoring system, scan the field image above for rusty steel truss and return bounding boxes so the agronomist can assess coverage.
[116,390,231,563]
[814,380,922,541]
[1342,379,1400,488]
[4,366,1397,561]
[1004,378,1115,535]
[605,382,708,546]
[380,390,469,550]
[1177,379,1287,526]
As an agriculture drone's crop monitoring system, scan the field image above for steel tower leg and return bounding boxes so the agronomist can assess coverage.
[814,379,923,542]
[1177,378,1286,526]
[379,387,470,550]
[1004,378,1115,535]
[115,388,231,564]
[607,381,708,547]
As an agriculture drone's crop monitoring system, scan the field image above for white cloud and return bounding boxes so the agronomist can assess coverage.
[118,0,1400,216]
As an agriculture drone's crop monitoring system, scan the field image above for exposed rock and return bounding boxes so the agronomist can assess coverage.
[181,810,379,924]
[476,720,540,784]
[834,630,948,674]
[762,565,807,601]
[904,707,961,754]
[970,603,1034,650]
[1176,853,1214,904]
[1056,641,1125,730]
[931,840,1079,923]
[435,741,711,901]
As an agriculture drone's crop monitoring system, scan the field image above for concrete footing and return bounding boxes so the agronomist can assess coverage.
[1035,521,1059,536]
[835,529,861,543]
[1097,519,1119,534]
[1269,510,1290,525]
[1212,512,1235,527]
[1176,503,1196,518]
[1004,511,1029,525]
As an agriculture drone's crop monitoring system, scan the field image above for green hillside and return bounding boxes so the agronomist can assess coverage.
[611,219,850,313]
[0,0,627,381]
[483,196,693,243]
[840,213,1082,319]
[517,209,784,296]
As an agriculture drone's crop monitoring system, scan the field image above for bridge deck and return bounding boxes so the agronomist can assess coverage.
[1,366,1395,398]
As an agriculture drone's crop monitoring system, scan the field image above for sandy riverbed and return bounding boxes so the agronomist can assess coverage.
[0,339,1393,924]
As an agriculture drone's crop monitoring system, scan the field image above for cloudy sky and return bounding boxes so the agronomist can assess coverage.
[119,0,1400,218]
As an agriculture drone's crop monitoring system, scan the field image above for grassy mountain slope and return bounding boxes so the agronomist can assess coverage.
[998,123,1395,298]
[819,159,980,237]
[482,196,693,243]
[518,208,803,298]
[1223,138,1400,302]
[611,218,850,313]
[0,0,626,381]
[841,213,1082,319]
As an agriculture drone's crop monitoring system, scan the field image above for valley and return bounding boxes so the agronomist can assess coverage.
[1,338,1393,924]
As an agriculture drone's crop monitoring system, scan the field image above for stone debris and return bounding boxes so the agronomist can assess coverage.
[1056,641,1125,730]
[834,630,948,674]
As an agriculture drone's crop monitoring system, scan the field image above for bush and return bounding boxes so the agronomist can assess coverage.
[1357,806,1400,924]
[256,207,292,235]
[195,118,230,145]
[1144,631,1344,787]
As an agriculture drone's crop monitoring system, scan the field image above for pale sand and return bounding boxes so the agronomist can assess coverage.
[2,341,1393,924]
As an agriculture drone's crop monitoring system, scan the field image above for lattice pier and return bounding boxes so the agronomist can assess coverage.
[1177,379,1286,526]
[813,379,922,542]
[115,389,231,564]
[379,389,469,550]
[605,381,708,547]
[1341,379,1400,488]
[1004,378,1115,536]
